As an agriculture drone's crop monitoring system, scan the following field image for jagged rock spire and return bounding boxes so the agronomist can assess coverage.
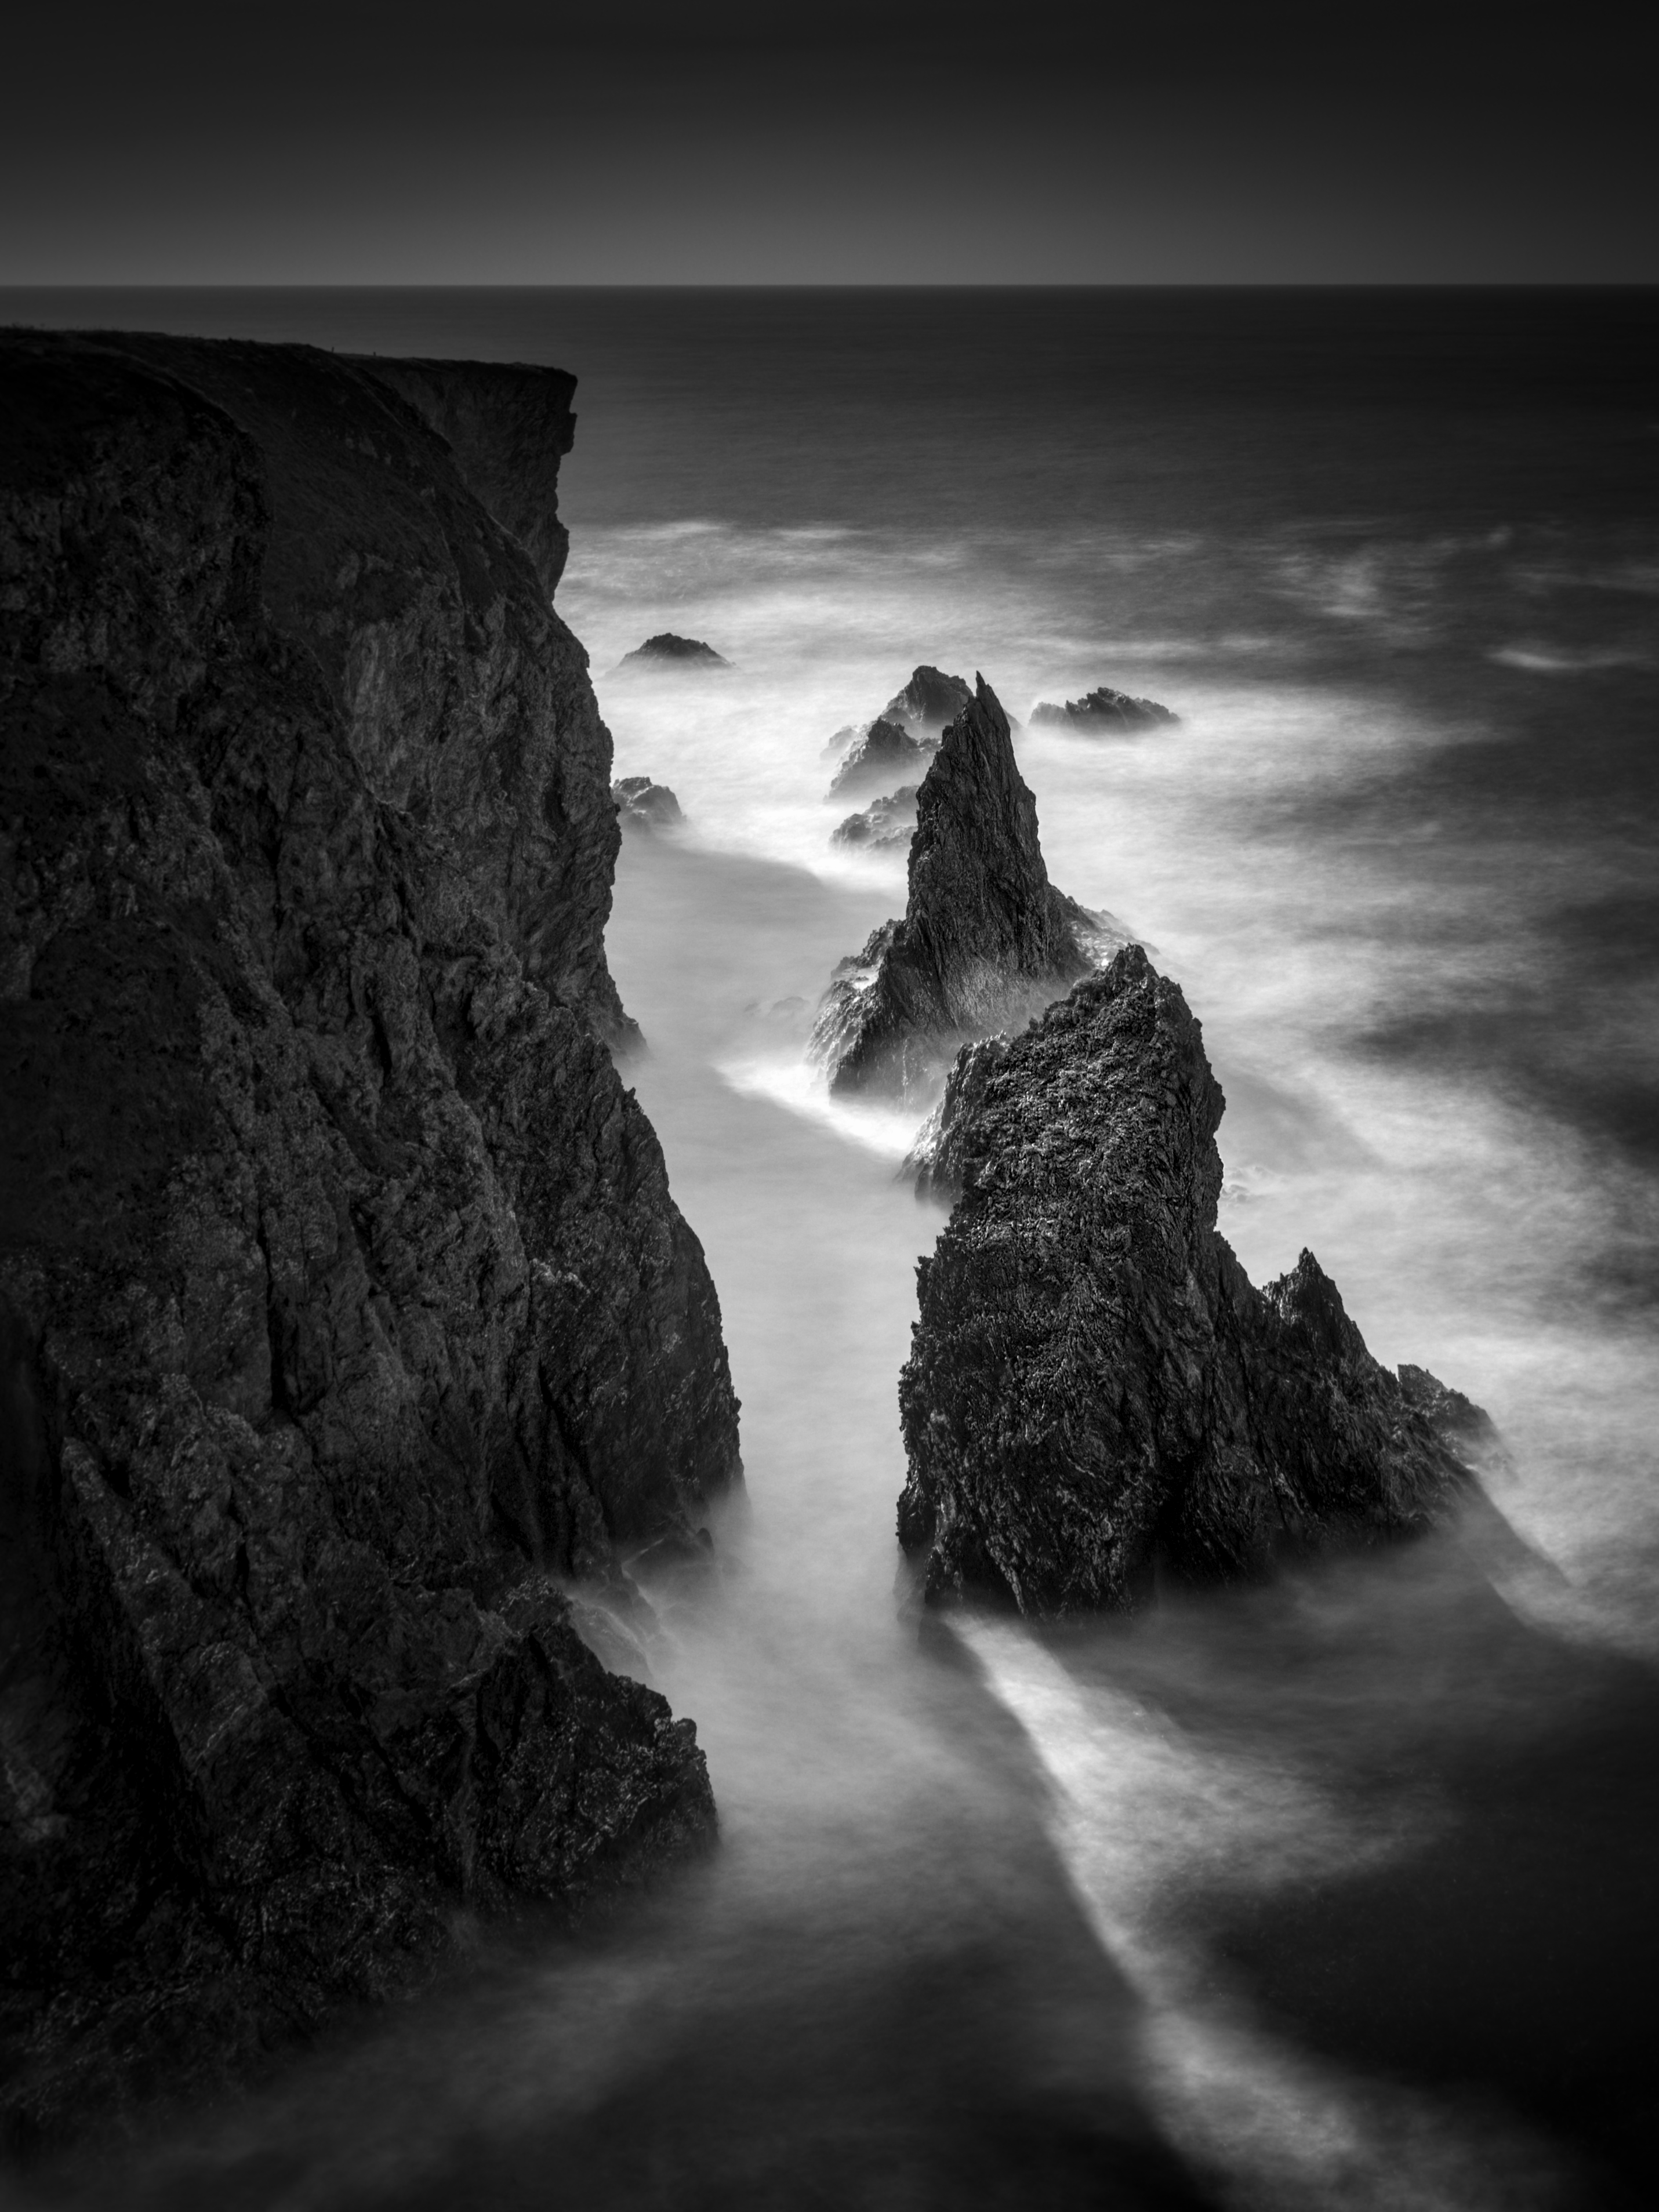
[811,676,1117,1099]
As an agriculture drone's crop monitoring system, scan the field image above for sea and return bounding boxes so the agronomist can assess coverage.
[5,287,1658,2210]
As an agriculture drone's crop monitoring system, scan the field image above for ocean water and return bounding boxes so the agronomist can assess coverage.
[8,288,1659,2210]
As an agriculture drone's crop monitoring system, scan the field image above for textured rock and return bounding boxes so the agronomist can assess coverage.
[810,678,1120,1102]
[1029,686,1178,735]
[825,717,933,800]
[883,665,974,733]
[898,945,1479,1615]
[832,786,919,851]
[616,634,730,670]
[613,776,685,835]
[349,355,578,601]
[0,330,741,2143]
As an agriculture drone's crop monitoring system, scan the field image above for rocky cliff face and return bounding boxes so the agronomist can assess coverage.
[0,330,740,2142]
[899,945,1478,1615]
[349,355,578,601]
[810,678,1110,1101]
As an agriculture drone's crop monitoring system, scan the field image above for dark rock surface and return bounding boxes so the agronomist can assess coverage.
[826,717,934,801]
[810,678,1115,1101]
[613,776,685,835]
[1029,686,1178,735]
[350,355,578,601]
[883,666,974,733]
[832,786,920,851]
[898,945,1479,1615]
[616,634,730,670]
[0,330,740,2143]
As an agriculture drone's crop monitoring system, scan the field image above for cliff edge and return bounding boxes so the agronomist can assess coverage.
[0,330,740,2143]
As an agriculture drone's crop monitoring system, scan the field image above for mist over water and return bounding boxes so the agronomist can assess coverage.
[12,290,1659,2207]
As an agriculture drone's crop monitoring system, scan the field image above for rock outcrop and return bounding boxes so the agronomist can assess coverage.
[1029,685,1178,734]
[809,678,1116,1101]
[826,717,933,801]
[832,786,919,851]
[616,634,730,670]
[883,665,973,733]
[0,330,741,2142]
[613,776,684,834]
[898,946,1479,1615]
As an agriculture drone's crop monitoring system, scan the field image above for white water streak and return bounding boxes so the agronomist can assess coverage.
[957,1619,1570,2211]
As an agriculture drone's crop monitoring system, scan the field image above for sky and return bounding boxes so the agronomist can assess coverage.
[2,0,1653,285]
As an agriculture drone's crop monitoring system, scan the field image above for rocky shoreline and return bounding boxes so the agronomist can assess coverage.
[0,330,740,2145]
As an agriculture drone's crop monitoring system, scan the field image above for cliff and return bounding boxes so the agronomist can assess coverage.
[899,946,1478,1614]
[0,330,740,2142]
[810,678,1109,1101]
[349,355,578,601]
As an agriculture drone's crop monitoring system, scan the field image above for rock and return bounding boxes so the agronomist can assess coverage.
[809,677,1121,1102]
[1029,685,1178,734]
[826,718,933,800]
[883,665,974,733]
[616,633,731,670]
[832,786,920,851]
[898,945,1480,1615]
[350,355,578,601]
[613,776,685,834]
[0,329,742,2145]
[817,669,970,769]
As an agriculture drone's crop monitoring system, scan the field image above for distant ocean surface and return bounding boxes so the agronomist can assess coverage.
[9,288,1659,2210]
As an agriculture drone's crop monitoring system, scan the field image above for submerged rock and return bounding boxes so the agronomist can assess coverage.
[616,633,731,670]
[832,785,920,851]
[0,329,741,2142]
[883,664,974,733]
[899,945,1480,1614]
[1029,685,1178,734]
[613,775,685,833]
[810,678,1121,1102]
[826,717,934,800]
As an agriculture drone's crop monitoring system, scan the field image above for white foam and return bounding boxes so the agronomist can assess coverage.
[957,1620,1569,2210]
[717,1051,927,1160]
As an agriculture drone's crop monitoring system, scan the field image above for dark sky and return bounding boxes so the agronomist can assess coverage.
[4,0,1653,284]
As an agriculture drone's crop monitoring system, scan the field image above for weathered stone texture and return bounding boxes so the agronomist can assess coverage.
[899,945,1477,1615]
[0,331,739,2141]
[811,678,1108,1101]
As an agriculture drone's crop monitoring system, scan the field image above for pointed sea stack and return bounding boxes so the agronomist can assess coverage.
[810,678,1116,1100]
[899,945,1483,1615]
